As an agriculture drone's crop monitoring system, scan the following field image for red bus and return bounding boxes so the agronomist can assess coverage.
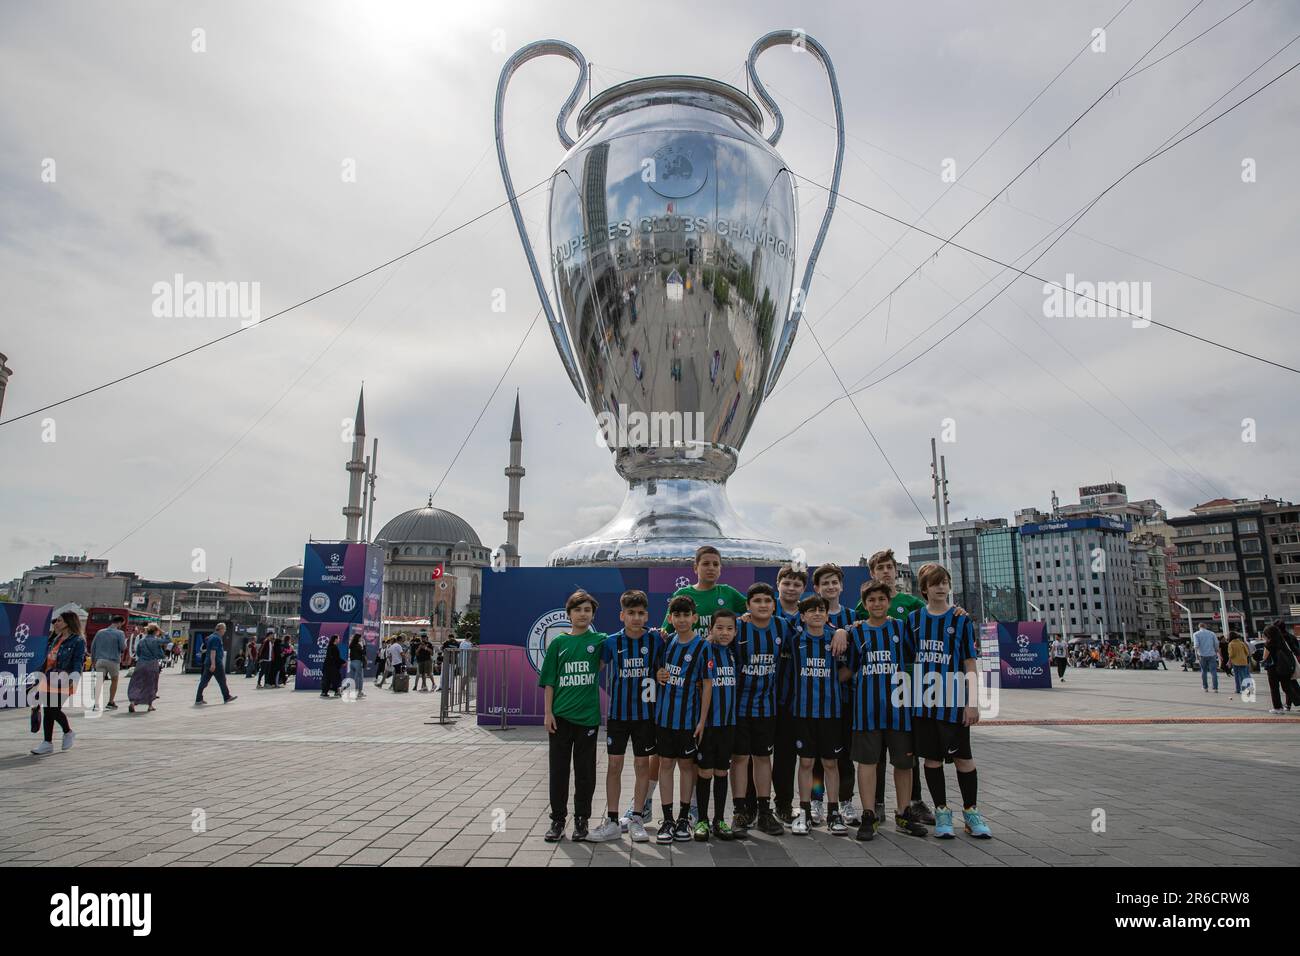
[85,608,162,665]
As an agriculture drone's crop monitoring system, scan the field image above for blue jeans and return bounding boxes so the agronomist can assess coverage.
[1200,657,1219,690]
[348,660,364,694]
[1232,665,1250,694]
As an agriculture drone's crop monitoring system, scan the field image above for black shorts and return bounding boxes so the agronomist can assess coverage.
[606,718,656,757]
[734,715,777,756]
[912,716,973,762]
[695,725,736,770]
[655,725,700,760]
[851,728,915,768]
[794,716,843,760]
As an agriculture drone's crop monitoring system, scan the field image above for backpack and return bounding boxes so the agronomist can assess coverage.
[1273,636,1297,679]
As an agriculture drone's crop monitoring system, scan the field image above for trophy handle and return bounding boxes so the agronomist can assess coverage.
[494,40,589,401]
[746,30,844,397]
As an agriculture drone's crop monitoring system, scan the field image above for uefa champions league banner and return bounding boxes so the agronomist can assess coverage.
[477,565,874,726]
[981,621,1051,689]
[0,602,53,709]
[296,542,383,690]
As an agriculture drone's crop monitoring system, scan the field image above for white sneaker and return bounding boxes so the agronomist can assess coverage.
[791,811,809,835]
[1269,708,1285,715]
[619,804,636,833]
[627,815,650,843]
[842,798,862,826]
[61,731,76,751]
[810,799,825,826]
[30,741,53,756]
[587,819,623,843]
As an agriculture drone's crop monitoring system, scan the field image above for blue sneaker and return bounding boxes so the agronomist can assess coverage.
[933,806,955,839]
[963,807,992,839]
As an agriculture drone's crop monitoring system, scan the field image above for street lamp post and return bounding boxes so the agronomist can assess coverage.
[1197,577,1230,644]
[1174,600,1194,647]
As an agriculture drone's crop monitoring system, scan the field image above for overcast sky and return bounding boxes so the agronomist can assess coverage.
[2,0,1298,585]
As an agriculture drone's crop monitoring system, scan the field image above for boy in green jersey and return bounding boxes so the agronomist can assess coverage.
[662,545,748,636]
[540,590,607,843]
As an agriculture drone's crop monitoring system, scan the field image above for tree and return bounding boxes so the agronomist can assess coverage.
[454,609,480,645]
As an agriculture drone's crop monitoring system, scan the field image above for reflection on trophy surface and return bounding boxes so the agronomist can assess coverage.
[496,33,843,566]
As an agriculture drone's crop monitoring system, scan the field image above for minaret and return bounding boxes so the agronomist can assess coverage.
[0,353,11,418]
[503,392,525,567]
[343,386,367,541]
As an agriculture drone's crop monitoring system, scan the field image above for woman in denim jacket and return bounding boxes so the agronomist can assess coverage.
[31,611,86,755]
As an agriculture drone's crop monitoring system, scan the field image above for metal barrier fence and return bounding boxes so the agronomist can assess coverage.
[427,646,547,730]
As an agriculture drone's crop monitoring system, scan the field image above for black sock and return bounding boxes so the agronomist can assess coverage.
[608,811,619,823]
[695,779,711,820]
[713,775,728,821]
[757,796,771,813]
[924,765,947,807]
[662,803,674,823]
[956,768,978,809]
[679,801,692,820]
[828,801,839,819]
[875,757,887,804]
[800,800,812,817]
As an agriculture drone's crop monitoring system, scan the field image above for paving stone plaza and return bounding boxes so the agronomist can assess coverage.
[2,665,1295,868]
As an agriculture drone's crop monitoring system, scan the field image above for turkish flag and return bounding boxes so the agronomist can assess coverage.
[431,564,444,580]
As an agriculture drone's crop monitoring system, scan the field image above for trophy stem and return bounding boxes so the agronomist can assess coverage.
[546,476,789,567]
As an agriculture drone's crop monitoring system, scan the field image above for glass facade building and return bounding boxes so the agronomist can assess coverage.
[977,525,1027,622]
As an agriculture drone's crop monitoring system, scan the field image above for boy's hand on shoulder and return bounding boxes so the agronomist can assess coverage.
[738,611,752,622]
[830,628,848,656]
[953,605,969,618]
[656,666,669,685]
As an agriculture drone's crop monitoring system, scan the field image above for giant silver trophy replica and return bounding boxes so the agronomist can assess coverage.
[496,30,843,566]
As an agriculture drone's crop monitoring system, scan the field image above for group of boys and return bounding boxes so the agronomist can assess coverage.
[539,546,992,846]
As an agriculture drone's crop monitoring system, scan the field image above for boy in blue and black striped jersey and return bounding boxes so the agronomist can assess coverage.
[594,589,667,844]
[908,563,992,841]
[789,594,850,835]
[693,609,740,842]
[651,595,713,844]
[812,562,860,827]
[771,564,807,824]
[840,579,928,841]
[729,581,794,836]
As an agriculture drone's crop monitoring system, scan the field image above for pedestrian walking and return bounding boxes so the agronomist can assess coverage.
[194,624,237,705]
[321,634,343,698]
[90,614,127,711]
[29,611,86,756]
[1262,621,1300,714]
[375,638,390,687]
[1050,636,1068,682]
[277,634,293,686]
[258,630,279,688]
[244,638,259,678]
[1228,632,1252,696]
[347,633,367,698]
[414,635,435,692]
[1193,625,1220,693]
[127,623,170,713]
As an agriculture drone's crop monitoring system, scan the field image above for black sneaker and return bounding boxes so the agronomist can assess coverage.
[544,819,565,842]
[731,808,751,832]
[571,817,589,842]
[656,821,675,844]
[774,806,795,825]
[756,809,785,836]
[907,800,936,826]
[856,809,878,842]
[673,818,693,842]
[105,702,118,710]
[895,813,929,838]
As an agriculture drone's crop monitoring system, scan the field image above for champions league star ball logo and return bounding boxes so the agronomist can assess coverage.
[675,576,691,590]
[309,593,330,614]
[1017,634,1031,650]
[317,635,329,649]
[330,553,341,565]
[14,623,29,645]
[526,609,572,675]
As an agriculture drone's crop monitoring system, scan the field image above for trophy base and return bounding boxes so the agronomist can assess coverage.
[546,477,789,567]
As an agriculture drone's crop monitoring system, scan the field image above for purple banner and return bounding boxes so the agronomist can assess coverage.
[0,603,54,709]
